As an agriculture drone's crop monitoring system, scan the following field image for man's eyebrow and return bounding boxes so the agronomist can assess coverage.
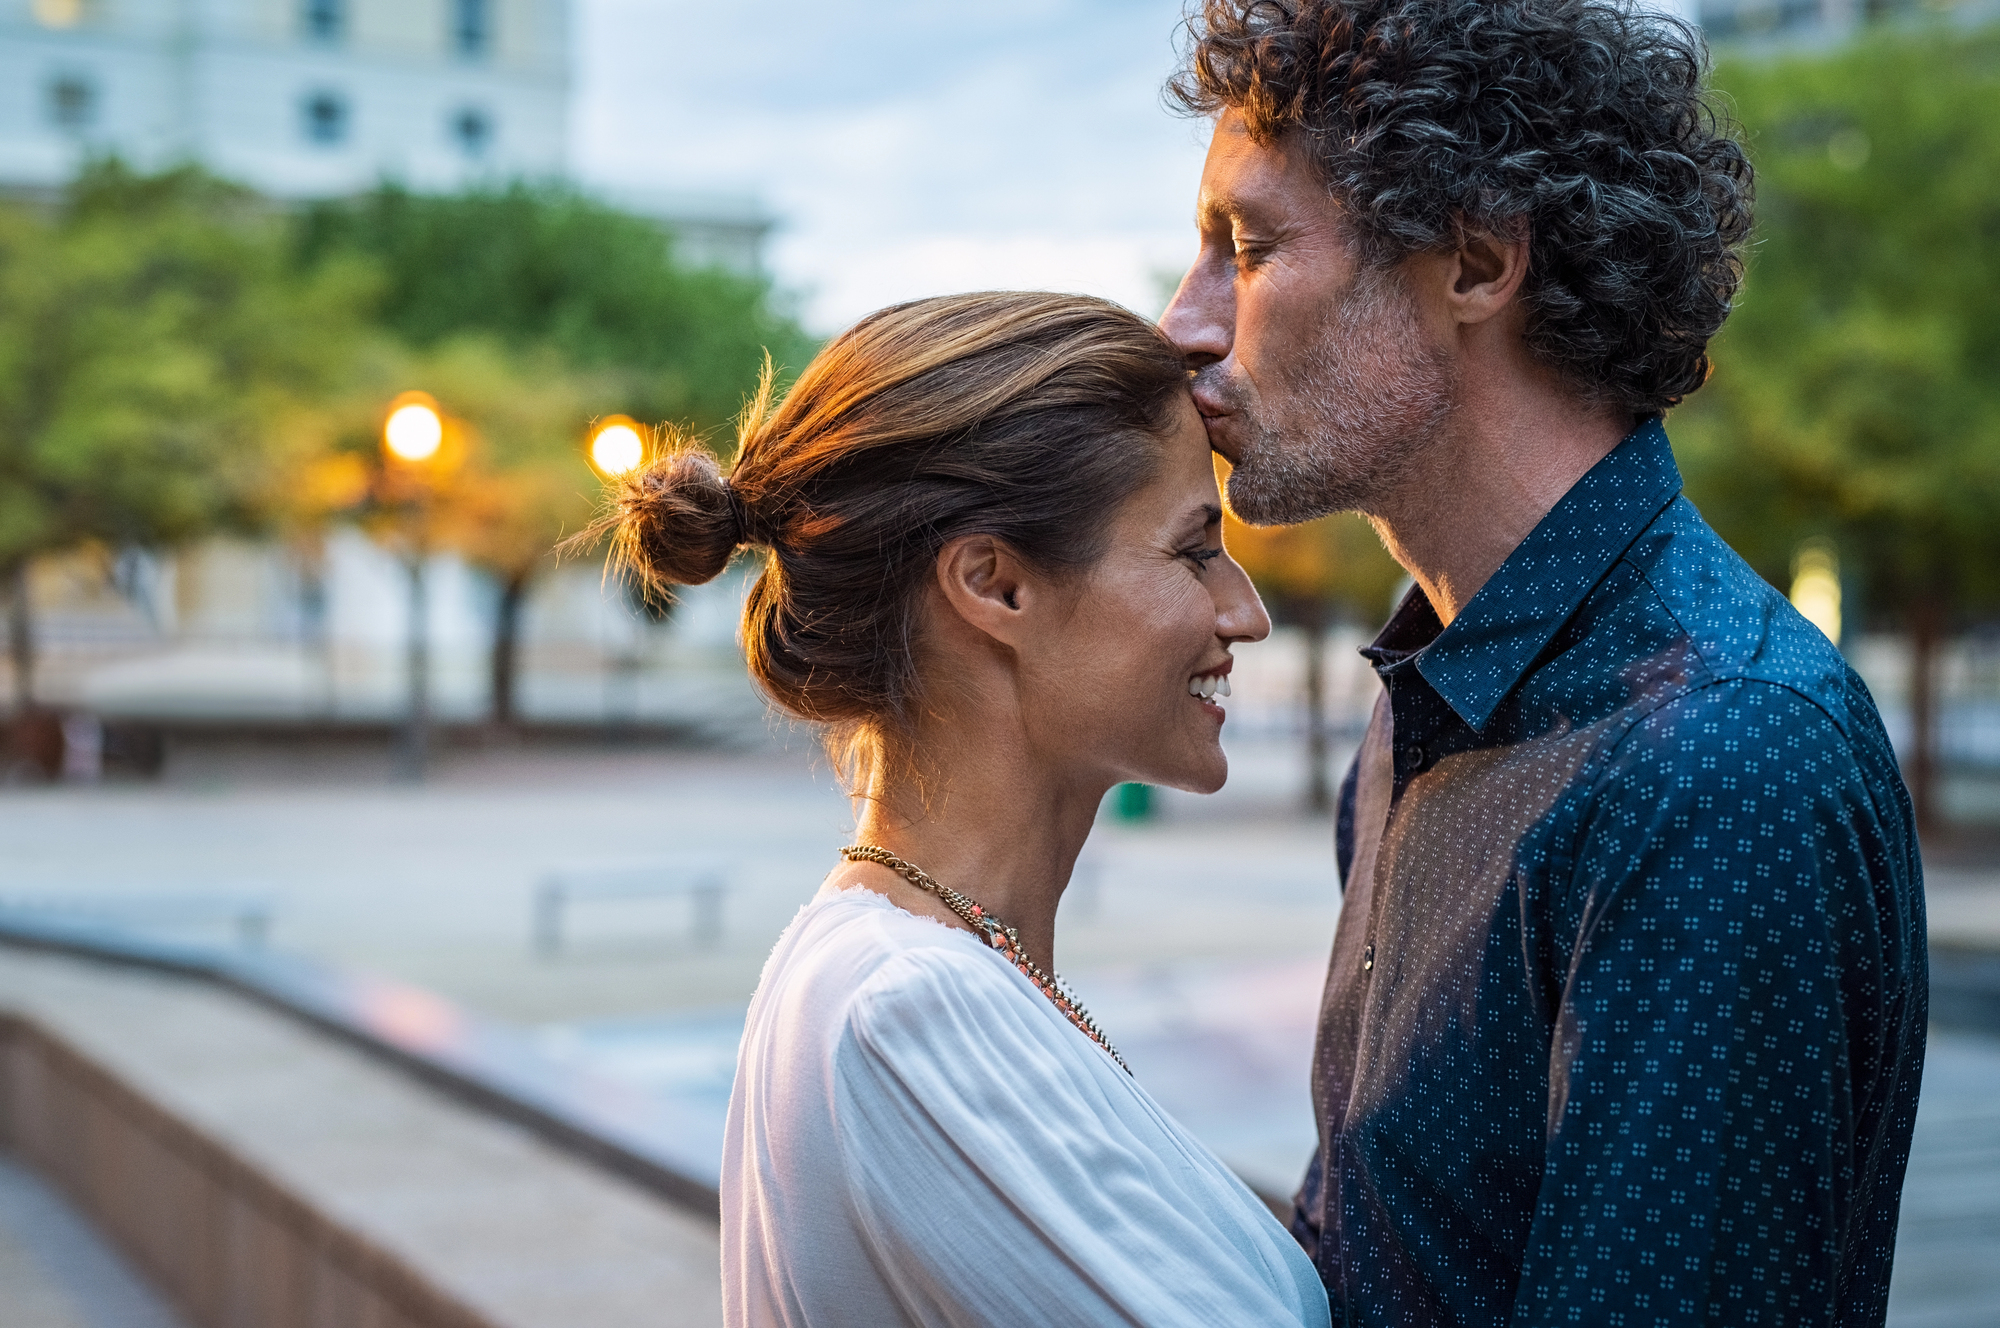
[1196,190,1259,230]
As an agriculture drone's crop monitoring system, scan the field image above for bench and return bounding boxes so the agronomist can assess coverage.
[533,864,728,957]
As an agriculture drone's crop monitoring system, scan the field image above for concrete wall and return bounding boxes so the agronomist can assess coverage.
[0,946,723,1327]
[0,1012,501,1328]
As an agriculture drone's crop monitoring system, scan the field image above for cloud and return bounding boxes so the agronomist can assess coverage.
[572,0,1208,332]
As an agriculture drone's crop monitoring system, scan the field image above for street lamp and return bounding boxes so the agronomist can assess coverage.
[382,391,445,781]
[1789,538,1842,645]
[589,416,645,476]
[385,396,445,463]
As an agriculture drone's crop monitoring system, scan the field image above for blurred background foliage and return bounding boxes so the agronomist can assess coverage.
[1223,495,1404,812]
[293,182,817,431]
[0,163,813,723]
[1676,23,2000,825]
[0,163,377,706]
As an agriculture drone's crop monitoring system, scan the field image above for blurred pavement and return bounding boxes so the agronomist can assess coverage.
[0,732,1355,1024]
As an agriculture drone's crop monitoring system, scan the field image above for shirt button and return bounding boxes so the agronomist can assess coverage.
[1362,943,1374,971]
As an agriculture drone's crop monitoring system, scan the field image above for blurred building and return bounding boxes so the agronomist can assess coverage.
[1698,0,2000,45]
[0,0,770,271]
[0,0,565,196]
[16,535,768,739]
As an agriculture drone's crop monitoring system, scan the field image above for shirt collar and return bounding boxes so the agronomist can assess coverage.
[1368,416,1685,733]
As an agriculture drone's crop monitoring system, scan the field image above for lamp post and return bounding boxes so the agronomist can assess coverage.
[587,417,648,729]
[383,392,445,781]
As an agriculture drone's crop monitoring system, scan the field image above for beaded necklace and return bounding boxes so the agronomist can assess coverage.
[839,845,1130,1075]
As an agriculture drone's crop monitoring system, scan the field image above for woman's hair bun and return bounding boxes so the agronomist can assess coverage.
[600,444,747,595]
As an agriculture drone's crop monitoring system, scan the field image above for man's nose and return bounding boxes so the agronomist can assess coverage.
[1160,259,1232,372]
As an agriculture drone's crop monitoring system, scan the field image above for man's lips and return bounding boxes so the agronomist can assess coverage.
[1189,382,1232,420]
[1195,409,1243,463]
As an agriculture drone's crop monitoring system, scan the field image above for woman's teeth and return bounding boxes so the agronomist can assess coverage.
[1188,673,1231,699]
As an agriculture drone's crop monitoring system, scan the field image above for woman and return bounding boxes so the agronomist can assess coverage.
[596,292,1328,1326]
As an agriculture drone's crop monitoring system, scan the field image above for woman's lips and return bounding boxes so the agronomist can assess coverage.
[1189,659,1233,725]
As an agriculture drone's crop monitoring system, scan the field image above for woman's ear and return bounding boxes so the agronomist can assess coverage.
[935,534,1032,645]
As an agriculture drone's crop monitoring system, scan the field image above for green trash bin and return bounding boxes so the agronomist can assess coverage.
[1113,782,1153,822]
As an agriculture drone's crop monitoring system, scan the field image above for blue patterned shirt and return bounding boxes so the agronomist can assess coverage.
[1294,418,1928,1327]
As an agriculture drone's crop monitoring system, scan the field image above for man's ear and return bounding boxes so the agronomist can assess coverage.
[934,534,1031,644]
[1445,227,1530,326]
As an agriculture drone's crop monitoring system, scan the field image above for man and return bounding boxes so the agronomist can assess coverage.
[1160,2,1927,1324]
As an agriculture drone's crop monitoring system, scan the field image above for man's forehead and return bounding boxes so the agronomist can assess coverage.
[1197,116,1320,221]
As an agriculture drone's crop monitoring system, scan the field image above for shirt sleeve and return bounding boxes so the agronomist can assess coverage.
[834,943,1330,1328]
[1513,678,1926,1326]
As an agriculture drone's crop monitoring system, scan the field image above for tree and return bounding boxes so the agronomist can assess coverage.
[290,182,817,734]
[301,337,613,731]
[1224,502,1404,812]
[0,162,373,714]
[1674,24,2000,829]
[293,181,816,433]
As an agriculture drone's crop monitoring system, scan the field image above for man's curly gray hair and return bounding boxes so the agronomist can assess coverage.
[1170,0,1754,415]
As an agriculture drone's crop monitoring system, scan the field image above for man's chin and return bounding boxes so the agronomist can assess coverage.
[1225,467,1303,526]
[1226,457,1355,526]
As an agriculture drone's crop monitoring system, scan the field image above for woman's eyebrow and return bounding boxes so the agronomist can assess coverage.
[1177,503,1224,539]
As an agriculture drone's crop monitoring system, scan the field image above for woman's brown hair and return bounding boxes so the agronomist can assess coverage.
[587,291,1188,773]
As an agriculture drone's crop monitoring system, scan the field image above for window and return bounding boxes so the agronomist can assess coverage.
[302,91,349,145]
[1698,0,1823,39]
[453,0,490,57]
[452,107,492,158]
[47,74,96,131]
[33,0,85,29]
[303,0,343,43]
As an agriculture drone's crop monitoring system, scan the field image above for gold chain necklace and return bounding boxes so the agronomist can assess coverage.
[839,845,1130,1074]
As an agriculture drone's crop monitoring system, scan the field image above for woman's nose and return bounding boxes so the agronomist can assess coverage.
[1216,561,1271,645]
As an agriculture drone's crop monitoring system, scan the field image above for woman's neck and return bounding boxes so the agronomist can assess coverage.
[841,732,1105,971]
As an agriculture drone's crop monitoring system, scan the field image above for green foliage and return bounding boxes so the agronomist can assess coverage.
[0,161,375,573]
[0,161,811,723]
[1675,24,2000,624]
[294,181,816,435]
[1224,502,1405,630]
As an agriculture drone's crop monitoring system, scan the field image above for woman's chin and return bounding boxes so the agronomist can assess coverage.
[1139,751,1229,798]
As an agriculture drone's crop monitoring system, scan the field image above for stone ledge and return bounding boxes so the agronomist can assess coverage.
[0,948,721,1328]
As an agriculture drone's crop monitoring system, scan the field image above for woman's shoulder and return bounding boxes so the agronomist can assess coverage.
[756,887,1073,1075]
[778,885,991,973]
[756,888,1020,1027]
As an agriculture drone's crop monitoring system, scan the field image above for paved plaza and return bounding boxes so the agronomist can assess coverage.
[0,731,1362,1021]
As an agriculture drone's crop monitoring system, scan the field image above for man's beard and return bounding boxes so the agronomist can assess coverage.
[1206,267,1457,525]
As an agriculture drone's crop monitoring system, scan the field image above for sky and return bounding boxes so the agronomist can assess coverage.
[570,0,1212,334]
[570,0,1703,336]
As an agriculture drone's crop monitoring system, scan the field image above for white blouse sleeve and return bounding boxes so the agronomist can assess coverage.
[832,945,1329,1328]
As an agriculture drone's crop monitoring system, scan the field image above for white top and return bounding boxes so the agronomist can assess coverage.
[721,887,1331,1328]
